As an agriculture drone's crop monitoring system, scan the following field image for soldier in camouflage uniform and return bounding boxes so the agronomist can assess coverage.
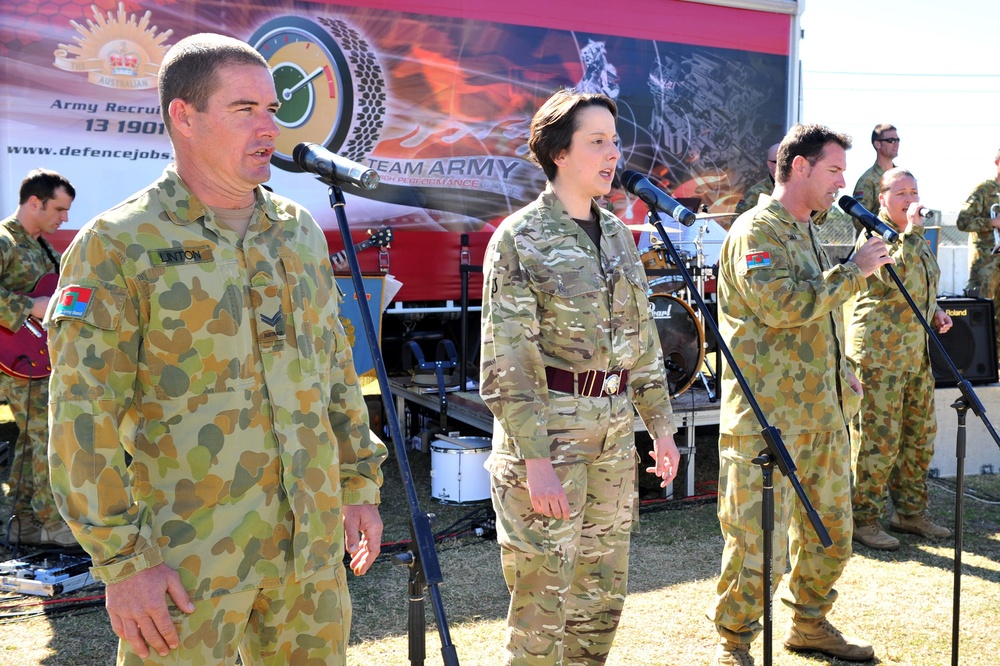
[480,90,680,666]
[847,168,953,552]
[0,169,77,548]
[733,143,779,221]
[850,123,899,234]
[956,148,1000,360]
[46,34,386,666]
[735,143,829,228]
[711,124,893,665]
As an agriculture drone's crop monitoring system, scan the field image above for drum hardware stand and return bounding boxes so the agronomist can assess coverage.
[646,208,831,665]
[853,227,1000,666]
[688,222,717,401]
[323,182,460,666]
[458,233,483,391]
[404,339,460,433]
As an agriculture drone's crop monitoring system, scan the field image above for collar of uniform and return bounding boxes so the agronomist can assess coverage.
[154,166,291,232]
[878,208,903,235]
[537,183,622,239]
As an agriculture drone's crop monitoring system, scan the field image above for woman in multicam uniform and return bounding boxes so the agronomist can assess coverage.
[479,89,680,666]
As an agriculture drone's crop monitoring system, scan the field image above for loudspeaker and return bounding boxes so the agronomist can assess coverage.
[931,298,998,386]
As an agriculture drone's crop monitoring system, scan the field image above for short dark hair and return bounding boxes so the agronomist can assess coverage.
[871,123,897,146]
[775,124,852,184]
[159,33,270,134]
[18,169,75,205]
[527,89,617,181]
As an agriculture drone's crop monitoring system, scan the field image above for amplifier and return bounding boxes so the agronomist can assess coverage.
[930,298,998,386]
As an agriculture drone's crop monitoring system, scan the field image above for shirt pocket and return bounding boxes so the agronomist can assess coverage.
[608,263,649,363]
[144,259,254,397]
[526,259,604,365]
[276,250,322,379]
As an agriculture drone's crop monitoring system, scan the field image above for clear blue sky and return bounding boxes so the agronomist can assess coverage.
[799,0,999,215]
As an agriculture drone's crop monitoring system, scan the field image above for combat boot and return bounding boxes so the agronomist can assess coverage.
[35,521,79,547]
[712,639,754,665]
[852,519,900,550]
[3,515,41,546]
[784,617,874,662]
[889,513,952,539]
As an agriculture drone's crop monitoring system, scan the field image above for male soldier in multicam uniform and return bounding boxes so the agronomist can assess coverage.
[711,124,893,665]
[46,34,386,665]
[481,90,680,665]
[956,148,1000,361]
[847,168,953,552]
[851,123,899,234]
[0,168,77,548]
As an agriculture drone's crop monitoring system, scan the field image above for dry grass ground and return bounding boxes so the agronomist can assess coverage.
[1,409,998,665]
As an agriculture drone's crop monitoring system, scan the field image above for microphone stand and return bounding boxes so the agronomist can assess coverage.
[327,185,460,666]
[645,209,831,666]
[857,228,1000,666]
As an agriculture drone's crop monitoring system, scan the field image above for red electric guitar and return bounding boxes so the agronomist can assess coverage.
[0,273,58,379]
[330,227,393,271]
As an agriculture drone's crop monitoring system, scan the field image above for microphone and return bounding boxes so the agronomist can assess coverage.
[837,195,899,243]
[292,142,380,190]
[918,206,934,219]
[621,169,697,226]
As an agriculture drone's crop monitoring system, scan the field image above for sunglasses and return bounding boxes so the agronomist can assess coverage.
[877,138,900,144]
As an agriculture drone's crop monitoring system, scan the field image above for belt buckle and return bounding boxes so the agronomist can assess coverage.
[602,372,621,396]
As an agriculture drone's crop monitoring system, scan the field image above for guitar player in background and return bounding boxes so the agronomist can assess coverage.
[0,168,78,549]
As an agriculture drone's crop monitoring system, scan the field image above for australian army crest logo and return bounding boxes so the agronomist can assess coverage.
[52,2,172,90]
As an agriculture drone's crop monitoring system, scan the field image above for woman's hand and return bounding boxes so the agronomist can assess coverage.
[524,457,570,519]
[647,435,680,488]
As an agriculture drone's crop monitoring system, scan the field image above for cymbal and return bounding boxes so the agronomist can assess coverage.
[625,223,682,232]
[696,212,739,219]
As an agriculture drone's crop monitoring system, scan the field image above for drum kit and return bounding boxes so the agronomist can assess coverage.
[630,212,735,398]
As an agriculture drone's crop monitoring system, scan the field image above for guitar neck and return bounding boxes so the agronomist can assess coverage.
[331,238,375,266]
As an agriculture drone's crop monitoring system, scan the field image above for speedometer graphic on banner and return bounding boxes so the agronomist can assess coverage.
[249,16,386,171]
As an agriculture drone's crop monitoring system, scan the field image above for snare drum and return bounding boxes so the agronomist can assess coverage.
[430,437,491,504]
[649,294,705,398]
[640,246,689,293]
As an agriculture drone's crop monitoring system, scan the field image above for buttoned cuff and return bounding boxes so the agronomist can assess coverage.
[341,476,382,506]
[89,545,164,584]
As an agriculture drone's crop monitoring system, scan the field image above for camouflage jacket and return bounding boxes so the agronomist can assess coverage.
[718,196,865,436]
[480,185,676,460]
[47,167,386,593]
[853,163,889,216]
[847,212,941,368]
[734,176,773,218]
[955,178,1000,270]
[0,214,60,333]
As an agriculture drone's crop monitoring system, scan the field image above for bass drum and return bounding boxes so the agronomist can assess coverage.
[649,294,705,398]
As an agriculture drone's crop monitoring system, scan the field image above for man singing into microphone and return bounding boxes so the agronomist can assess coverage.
[47,33,386,665]
[847,168,953,551]
[710,124,893,665]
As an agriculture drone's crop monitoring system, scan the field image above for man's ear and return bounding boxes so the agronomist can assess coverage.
[168,98,194,138]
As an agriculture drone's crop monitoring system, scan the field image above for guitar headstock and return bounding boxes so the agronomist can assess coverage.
[366,226,393,248]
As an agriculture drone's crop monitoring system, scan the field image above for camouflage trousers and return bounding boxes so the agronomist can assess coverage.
[711,430,853,645]
[0,373,57,523]
[489,392,637,666]
[965,254,1000,359]
[850,360,936,522]
[118,562,351,665]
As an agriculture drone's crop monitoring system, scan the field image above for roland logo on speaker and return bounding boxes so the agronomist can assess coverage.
[945,308,968,317]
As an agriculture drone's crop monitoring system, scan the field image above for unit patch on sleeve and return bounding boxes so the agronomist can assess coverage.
[745,251,772,270]
[53,286,95,319]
